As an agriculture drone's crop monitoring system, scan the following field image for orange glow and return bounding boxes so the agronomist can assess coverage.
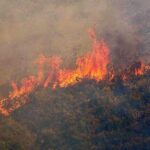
[9,76,37,99]
[36,54,46,84]
[57,40,109,87]
[0,29,149,116]
[134,62,145,76]
[0,98,9,116]
[40,28,109,88]
[44,56,61,88]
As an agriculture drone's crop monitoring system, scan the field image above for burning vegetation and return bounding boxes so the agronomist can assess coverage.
[0,0,150,149]
[0,29,149,117]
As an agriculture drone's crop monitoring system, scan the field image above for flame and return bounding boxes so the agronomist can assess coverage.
[9,76,37,99]
[40,28,109,88]
[57,40,109,87]
[0,98,9,116]
[36,54,46,84]
[0,29,110,116]
[44,56,61,88]
[0,29,150,116]
[119,61,148,81]
[134,62,145,76]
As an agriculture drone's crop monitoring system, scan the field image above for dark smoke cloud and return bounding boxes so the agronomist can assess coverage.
[0,0,149,83]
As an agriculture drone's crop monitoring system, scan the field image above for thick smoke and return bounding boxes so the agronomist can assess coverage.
[0,0,149,84]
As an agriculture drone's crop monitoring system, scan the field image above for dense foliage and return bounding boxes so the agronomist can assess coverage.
[0,74,150,150]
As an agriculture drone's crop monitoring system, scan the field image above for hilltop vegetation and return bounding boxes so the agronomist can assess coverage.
[0,74,150,150]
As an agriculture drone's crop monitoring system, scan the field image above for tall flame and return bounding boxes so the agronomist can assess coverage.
[134,62,145,76]
[56,32,109,87]
[0,29,149,116]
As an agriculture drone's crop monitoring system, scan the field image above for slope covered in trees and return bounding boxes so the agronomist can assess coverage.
[0,73,149,150]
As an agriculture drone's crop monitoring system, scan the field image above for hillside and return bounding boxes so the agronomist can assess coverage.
[0,73,149,150]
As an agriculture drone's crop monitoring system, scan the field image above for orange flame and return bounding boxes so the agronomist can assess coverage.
[44,56,61,88]
[0,29,110,116]
[36,54,46,84]
[57,40,109,87]
[0,29,150,116]
[134,62,145,76]
[9,76,37,99]
[119,61,148,81]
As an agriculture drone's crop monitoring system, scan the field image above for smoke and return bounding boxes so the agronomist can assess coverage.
[0,0,149,83]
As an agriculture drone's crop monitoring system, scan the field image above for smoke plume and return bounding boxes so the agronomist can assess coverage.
[0,0,149,84]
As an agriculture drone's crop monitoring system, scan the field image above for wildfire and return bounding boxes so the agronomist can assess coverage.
[56,29,109,87]
[134,62,145,76]
[0,29,149,116]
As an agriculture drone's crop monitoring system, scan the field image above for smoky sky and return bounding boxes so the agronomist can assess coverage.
[0,0,149,83]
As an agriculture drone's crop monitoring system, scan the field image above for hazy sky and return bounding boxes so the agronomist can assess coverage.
[0,0,149,83]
